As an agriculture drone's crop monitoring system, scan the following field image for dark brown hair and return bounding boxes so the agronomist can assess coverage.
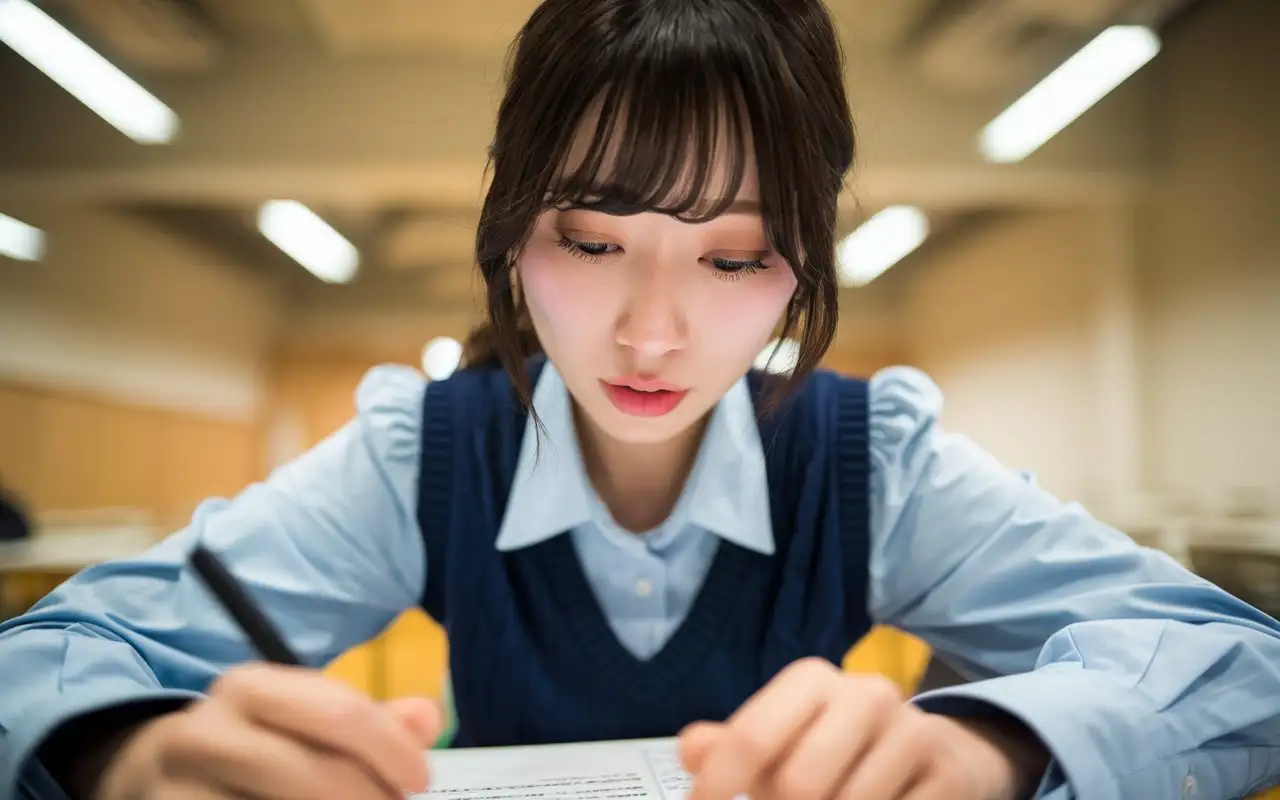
[463,0,855,411]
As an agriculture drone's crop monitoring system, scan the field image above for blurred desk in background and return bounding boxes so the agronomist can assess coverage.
[0,527,157,572]
[0,526,157,617]
[1185,518,1280,619]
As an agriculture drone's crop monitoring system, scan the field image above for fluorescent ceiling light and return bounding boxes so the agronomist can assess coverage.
[837,205,928,287]
[422,337,463,381]
[0,212,45,261]
[257,200,358,284]
[754,338,800,375]
[0,0,178,144]
[980,25,1160,163]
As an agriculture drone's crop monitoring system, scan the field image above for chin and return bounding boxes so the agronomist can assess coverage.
[607,416,693,445]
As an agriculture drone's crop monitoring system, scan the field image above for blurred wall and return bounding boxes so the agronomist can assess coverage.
[1140,0,1280,512]
[901,207,1121,504]
[899,0,1279,518]
[0,205,278,419]
[0,206,279,522]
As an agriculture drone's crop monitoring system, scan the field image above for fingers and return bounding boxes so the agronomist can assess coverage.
[383,696,444,747]
[765,676,900,800]
[688,658,839,800]
[682,663,987,800]
[210,665,429,795]
[158,705,311,798]
[678,722,723,775]
[159,704,398,800]
[833,709,931,800]
[900,772,960,800]
[152,781,252,800]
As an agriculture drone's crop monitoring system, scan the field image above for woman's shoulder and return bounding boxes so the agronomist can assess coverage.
[347,364,430,461]
[865,365,943,422]
[354,363,429,415]
[864,365,944,456]
[349,360,526,471]
[352,360,521,408]
[786,364,944,449]
[789,364,941,417]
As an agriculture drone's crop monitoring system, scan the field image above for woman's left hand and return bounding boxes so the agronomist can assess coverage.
[679,658,1048,800]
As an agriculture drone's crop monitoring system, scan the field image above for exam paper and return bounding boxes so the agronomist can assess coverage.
[416,738,693,800]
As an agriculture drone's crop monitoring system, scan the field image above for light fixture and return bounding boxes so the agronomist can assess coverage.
[422,337,463,381]
[979,25,1161,163]
[0,212,45,261]
[257,200,358,284]
[754,338,800,375]
[836,205,928,287]
[0,0,179,144]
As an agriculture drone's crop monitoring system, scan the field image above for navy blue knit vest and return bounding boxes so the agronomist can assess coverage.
[416,360,872,747]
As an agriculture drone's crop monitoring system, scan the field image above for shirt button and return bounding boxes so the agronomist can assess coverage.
[634,579,653,598]
[1182,774,1197,798]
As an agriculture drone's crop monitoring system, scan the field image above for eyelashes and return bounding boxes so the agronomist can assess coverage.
[556,236,617,260]
[555,235,771,281]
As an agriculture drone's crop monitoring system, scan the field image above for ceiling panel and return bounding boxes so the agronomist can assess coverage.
[828,0,938,48]
[297,0,540,58]
[198,0,318,45]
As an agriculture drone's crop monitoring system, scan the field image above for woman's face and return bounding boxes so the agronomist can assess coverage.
[519,152,798,446]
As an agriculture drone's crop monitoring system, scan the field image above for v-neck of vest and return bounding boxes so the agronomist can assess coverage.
[531,531,759,698]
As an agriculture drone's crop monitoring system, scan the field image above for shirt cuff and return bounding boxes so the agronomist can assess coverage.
[4,688,199,800]
[911,665,1169,800]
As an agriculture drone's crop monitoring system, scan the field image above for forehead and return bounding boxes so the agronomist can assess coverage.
[551,96,761,215]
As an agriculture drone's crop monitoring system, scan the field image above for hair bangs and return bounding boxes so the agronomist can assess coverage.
[545,74,752,223]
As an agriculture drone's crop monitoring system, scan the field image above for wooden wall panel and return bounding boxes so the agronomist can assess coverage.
[0,379,263,527]
[159,416,261,523]
[0,385,46,502]
[821,346,905,378]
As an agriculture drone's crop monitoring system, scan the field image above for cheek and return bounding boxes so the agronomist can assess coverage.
[700,267,798,349]
[686,268,797,384]
[518,250,614,345]
[517,250,564,315]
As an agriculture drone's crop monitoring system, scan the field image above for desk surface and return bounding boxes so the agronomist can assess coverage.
[0,528,157,573]
[1187,518,1280,555]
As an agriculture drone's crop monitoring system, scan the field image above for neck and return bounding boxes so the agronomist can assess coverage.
[575,406,708,533]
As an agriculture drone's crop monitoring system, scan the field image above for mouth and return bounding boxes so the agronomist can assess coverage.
[600,377,689,418]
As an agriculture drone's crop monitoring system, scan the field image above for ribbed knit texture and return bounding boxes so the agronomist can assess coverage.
[417,360,871,747]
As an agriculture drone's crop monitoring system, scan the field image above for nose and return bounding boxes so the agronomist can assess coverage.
[614,265,687,362]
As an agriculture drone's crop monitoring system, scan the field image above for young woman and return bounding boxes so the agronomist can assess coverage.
[2,1,1279,799]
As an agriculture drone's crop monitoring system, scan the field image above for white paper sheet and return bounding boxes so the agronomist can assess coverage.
[416,738,693,800]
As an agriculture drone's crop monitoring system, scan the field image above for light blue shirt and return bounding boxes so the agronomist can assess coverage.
[1,363,1278,800]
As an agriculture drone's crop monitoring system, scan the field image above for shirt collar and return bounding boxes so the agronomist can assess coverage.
[494,363,775,556]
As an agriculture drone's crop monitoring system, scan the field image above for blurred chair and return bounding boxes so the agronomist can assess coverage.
[0,508,161,618]
[35,506,158,536]
[1187,545,1280,619]
[0,481,31,542]
[914,653,970,694]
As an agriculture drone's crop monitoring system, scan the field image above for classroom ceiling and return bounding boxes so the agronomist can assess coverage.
[0,0,1196,312]
[38,0,1194,86]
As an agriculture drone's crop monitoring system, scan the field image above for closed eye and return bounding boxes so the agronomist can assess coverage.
[557,234,772,281]
[557,235,619,263]
[708,256,771,281]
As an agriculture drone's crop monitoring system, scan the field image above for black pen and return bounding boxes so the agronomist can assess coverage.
[189,544,302,666]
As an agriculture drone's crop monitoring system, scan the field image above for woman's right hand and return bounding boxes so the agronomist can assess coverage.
[95,664,442,799]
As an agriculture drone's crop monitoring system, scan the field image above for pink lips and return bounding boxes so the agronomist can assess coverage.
[601,376,689,417]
